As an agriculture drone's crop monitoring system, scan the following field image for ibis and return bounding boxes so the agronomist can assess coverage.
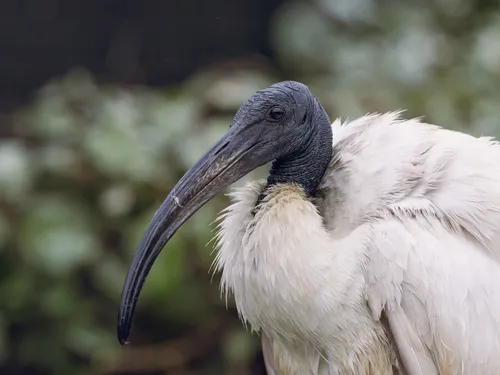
[117,81,500,374]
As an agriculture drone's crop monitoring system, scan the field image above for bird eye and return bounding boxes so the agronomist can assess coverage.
[268,106,285,121]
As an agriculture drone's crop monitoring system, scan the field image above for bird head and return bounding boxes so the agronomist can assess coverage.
[117,81,332,344]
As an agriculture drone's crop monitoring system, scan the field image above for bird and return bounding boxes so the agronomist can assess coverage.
[117,81,500,375]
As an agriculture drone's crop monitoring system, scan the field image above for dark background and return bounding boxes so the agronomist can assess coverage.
[1,0,500,374]
[0,0,283,104]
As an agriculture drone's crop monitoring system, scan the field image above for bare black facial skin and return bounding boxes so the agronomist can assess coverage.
[117,81,333,345]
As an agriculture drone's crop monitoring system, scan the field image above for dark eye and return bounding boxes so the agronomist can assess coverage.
[268,106,285,121]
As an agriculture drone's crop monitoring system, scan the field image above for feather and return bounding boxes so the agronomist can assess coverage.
[214,112,500,374]
[383,306,437,375]
[261,331,280,375]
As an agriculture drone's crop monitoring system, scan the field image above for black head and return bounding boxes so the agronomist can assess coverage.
[227,81,330,168]
[116,81,332,344]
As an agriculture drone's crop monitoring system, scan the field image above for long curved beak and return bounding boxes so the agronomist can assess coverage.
[117,128,266,345]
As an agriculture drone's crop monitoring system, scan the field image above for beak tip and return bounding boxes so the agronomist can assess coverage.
[117,312,132,345]
[117,325,130,345]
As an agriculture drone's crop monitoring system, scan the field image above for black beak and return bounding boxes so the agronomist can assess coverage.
[117,127,269,345]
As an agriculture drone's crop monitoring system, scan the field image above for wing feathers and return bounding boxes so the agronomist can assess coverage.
[366,216,500,374]
[261,331,279,375]
[383,306,438,375]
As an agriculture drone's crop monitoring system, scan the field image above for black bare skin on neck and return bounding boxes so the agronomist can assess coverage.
[258,98,333,205]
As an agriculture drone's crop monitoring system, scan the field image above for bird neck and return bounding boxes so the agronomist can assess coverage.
[266,101,332,198]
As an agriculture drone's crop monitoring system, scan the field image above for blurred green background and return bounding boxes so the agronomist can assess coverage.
[1,0,500,374]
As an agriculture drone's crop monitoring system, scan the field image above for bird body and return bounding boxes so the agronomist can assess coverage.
[216,182,395,374]
[215,113,500,374]
[118,83,500,375]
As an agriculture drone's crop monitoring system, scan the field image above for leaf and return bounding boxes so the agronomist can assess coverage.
[0,141,34,202]
[19,196,100,277]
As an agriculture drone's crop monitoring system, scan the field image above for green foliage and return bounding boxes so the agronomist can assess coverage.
[2,0,500,374]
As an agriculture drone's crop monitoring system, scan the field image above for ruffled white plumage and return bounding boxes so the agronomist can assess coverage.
[214,112,500,374]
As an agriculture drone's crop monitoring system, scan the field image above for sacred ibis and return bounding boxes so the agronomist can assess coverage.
[117,81,500,375]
